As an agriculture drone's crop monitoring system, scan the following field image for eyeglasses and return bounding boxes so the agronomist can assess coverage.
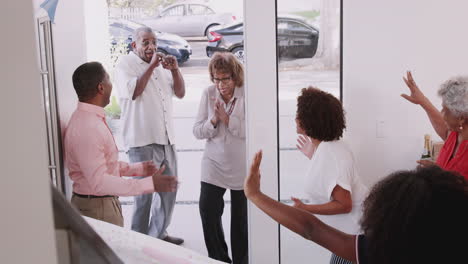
[213,76,232,84]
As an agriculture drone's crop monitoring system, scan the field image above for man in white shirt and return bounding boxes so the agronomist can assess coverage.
[114,26,185,244]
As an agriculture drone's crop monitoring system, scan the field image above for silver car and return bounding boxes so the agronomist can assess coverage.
[140,2,236,38]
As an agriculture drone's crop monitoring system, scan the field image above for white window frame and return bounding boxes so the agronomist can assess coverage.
[244,0,343,262]
[244,0,280,263]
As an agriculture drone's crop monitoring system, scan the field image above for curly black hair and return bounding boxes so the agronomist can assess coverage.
[360,166,468,264]
[296,87,345,141]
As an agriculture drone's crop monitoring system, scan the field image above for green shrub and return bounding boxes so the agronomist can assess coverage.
[292,10,320,21]
[105,95,121,119]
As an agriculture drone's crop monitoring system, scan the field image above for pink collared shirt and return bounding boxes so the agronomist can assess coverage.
[64,102,154,196]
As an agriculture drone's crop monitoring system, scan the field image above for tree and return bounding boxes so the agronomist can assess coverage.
[314,0,340,70]
[106,0,177,17]
[107,0,176,9]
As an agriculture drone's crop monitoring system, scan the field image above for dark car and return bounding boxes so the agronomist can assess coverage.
[109,18,192,64]
[206,17,319,62]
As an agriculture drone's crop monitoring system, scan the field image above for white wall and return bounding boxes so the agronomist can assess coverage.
[244,0,280,262]
[32,0,109,133]
[0,1,57,263]
[343,0,468,187]
[33,0,110,197]
[84,0,112,66]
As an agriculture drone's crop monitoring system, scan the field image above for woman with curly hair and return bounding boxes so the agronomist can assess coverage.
[291,87,368,264]
[193,52,247,264]
[245,152,468,264]
[402,71,468,178]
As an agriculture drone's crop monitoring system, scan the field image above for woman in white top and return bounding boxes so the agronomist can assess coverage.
[291,87,368,264]
[193,52,247,264]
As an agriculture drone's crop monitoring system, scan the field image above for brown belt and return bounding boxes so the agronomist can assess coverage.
[73,192,115,199]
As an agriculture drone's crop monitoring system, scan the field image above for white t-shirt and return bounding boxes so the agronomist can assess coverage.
[304,140,368,234]
[114,52,175,149]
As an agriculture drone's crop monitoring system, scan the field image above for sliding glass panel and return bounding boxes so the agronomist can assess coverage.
[105,0,246,259]
[277,0,342,263]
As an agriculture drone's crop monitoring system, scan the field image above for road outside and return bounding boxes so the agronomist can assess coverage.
[178,39,339,102]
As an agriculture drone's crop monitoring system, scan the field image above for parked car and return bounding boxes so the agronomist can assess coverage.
[139,2,236,38]
[206,17,319,62]
[109,18,192,64]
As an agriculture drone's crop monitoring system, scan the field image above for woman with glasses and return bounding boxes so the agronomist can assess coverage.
[193,52,247,264]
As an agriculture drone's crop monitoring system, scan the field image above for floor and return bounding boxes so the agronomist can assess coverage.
[119,195,331,264]
[119,196,232,259]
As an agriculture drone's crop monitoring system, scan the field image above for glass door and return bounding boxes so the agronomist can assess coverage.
[276,0,342,263]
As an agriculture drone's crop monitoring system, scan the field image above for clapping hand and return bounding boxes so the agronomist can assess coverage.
[161,54,179,71]
[402,71,427,105]
[209,97,219,126]
[296,135,316,159]
[244,150,263,199]
[214,100,229,125]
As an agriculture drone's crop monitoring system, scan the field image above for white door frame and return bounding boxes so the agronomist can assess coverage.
[244,0,280,263]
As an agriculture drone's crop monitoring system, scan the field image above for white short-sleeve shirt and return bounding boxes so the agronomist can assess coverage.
[114,52,175,149]
[304,140,368,234]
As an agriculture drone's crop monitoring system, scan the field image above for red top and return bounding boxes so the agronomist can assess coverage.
[436,131,468,180]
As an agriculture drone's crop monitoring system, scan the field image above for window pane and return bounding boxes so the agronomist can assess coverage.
[188,5,208,15]
[277,0,342,263]
[106,0,245,259]
[163,5,184,16]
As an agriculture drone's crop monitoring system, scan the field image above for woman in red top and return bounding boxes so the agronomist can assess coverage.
[402,71,468,179]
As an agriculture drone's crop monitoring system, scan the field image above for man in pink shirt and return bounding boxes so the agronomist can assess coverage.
[64,62,177,227]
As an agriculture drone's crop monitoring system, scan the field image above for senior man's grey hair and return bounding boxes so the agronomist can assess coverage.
[133,26,155,42]
[438,76,468,117]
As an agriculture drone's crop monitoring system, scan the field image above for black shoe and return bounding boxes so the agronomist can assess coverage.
[162,235,184,245]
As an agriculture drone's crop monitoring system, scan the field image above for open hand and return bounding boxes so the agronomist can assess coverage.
[244,150,263,199]
[151,164,178,192]
[291,197,305,209]
[296,135,316,159]
[210,97,220,126]
[417,159,436,168]
[401,71,427,105]
[141,161,158,176]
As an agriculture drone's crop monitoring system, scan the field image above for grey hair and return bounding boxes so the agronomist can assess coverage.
[438,76,468,117]
[132,26,155,42]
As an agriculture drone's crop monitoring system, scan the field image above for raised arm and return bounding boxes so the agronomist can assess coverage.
[132,52,163,100]
[402,71,448,140]
[162,55,185,98]
[244,151,357,261]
